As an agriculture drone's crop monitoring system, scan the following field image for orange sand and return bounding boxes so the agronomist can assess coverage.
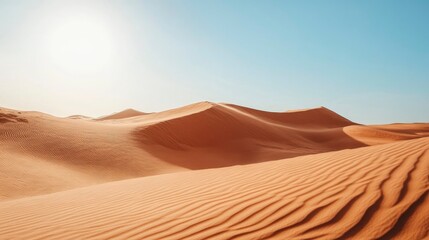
[0,102,428,239]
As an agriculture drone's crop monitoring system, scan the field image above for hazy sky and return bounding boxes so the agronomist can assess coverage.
[0,0,428,123]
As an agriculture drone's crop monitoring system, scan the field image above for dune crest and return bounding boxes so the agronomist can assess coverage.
[97,108,147,121]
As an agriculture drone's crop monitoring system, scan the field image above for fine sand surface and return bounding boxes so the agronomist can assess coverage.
[0,102,428,239]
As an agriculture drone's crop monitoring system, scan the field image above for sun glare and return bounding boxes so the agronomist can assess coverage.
[46,13,113,75]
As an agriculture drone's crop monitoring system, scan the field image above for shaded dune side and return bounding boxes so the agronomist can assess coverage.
[134,102,429,169]
[223,104,356,128]
[134,102,421,169]
[0,112,28,123]
[0,137,427,240]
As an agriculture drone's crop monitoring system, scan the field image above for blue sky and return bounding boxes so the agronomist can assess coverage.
[0,0,428,123]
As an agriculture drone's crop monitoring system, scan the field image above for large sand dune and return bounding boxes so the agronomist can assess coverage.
[1,102,428,239]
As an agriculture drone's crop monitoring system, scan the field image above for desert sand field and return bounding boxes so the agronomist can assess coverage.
[1,102,428,239]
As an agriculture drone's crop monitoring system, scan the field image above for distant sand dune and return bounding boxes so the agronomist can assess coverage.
[66,115,92,120]
[96,108,147,121]
[0,137,427,239]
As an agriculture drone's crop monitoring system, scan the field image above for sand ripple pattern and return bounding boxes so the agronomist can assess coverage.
[0,137,428,239]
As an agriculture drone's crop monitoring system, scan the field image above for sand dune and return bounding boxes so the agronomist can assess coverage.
[134,102,361,169]
[0,136,427,239]
[344,123,429,145]
[1,102,429,239]
[0,107,182,199]
[67,115,92,120]
[134,102,429,169]
[97,108,147,121]
[1,103,429,200]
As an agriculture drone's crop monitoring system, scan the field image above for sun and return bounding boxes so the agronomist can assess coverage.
[46,13,113,75]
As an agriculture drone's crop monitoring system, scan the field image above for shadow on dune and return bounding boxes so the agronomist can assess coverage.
[0,113,28,124]
[133,103,368,170]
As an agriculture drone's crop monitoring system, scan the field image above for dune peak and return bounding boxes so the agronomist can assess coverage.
[97,108,147,121]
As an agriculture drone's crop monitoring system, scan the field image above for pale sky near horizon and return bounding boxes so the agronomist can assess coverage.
[0,0,428,124]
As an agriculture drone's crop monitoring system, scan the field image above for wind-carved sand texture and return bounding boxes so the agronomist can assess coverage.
[0,102,428,239]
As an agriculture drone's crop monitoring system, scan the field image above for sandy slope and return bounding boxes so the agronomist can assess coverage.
[1,102,429,200]
[0,108,183,199]
[0,136,427,239]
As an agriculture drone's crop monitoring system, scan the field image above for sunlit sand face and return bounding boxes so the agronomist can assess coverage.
[46,13,113,75]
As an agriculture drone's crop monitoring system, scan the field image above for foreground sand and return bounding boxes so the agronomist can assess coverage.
[1,102,428,239]
[0,137,428,239]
